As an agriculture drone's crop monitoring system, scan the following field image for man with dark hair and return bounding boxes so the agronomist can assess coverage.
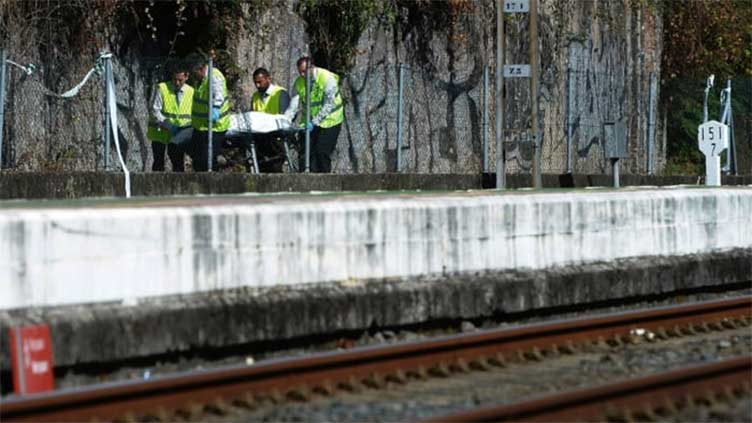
[249,67,291,172]
[146,64,193,171]
[186,50,231,172]
[284,57,344,173]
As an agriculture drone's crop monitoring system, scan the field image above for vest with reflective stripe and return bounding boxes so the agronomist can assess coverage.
[294,67,343,129]
[147,82,194,144]
[192,68,230,132]
[252,85,286,114]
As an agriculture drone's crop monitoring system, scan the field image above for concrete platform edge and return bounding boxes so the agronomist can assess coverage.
[1,248,750,371]
[1,172,751,200]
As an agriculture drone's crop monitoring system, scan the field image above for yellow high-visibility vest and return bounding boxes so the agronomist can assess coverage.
[147,82,194,144]
[294,67,343,128]
[252,85,286,114]
[192,68,230,132]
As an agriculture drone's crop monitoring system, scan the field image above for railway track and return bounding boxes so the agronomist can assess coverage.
[425,355,751,422]
[2,296,750,422]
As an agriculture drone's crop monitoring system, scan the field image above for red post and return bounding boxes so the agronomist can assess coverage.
[9,324,55,395]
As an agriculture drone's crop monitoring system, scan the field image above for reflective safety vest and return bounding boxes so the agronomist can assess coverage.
[294,67,343,129]
[192,68,231,132]
[147,82,194,144]
[252,84,286,115]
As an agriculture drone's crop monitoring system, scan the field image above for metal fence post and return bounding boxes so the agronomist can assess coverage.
[103,51,111,171]
[305,61,311,173]
[396,63,405,173]
[566,66,573,174]
[495,0,505,189]
[207,58,213,172]
[0,48,6,170]
[646,72,656,175]
[482,65,489,173]
[612,158,620,188]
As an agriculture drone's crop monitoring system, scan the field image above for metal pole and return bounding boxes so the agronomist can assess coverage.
[646,72,656,175]
[482,65,489,173]
[565,65,573,174]
[495,0,505,189]
[305,60,311,173]
[612,158,620,188]
[530,0,541,189]
[396,63,405,173]
[703,75,713,123]
[207,58,213,172]
[0,48,6,170]
[723,79,732,173]
[727,80,737,175]
[103,51,111,171]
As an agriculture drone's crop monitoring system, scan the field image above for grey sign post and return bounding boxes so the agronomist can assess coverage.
[499,0,539,189]
[529,0,540,189]
[495,0,507,190]
[0,48,6,170]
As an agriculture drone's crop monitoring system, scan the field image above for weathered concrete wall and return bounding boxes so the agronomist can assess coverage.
[0,0,663,175]
[1,248,750,370]
[2,188,750,310]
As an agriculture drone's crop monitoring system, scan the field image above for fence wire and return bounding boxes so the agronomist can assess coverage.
[0,48,750,177]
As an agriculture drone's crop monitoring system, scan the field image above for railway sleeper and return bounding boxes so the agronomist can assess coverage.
[286,385,312,401]
[313,380,337,396]
[362,373,386,389]
[231,392,257,409]
[384,370,408,384]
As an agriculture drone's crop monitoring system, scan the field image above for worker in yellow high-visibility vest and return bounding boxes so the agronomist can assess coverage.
[186,51,231,172]
[146,66,193,171]
[283,57,344,173]
[250,67,290,172]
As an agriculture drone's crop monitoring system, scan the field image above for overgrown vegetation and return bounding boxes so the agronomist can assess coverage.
[660,0,752,174]
[294,0,474,77]
[295,0,391,76]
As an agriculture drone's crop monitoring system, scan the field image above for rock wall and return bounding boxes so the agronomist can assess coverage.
[0,0,663,175]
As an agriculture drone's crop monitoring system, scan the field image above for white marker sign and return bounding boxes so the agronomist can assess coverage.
[503,0,529,13]
[697,120,729,186]
[504,65,530,78]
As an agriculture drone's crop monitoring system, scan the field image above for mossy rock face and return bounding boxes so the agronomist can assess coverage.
[1,1,671,176]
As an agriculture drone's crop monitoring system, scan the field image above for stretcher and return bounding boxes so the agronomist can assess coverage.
[226,112,299,173]
[227,111,296,135]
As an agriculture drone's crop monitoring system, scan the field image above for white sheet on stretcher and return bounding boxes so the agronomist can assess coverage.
[227,111,295,136]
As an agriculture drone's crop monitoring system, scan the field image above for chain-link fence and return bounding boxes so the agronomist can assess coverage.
[2,47,751,178]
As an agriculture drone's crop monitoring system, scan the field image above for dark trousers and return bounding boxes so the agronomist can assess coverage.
[252,132,286,173]
[151,142,185,172]
[188,130,225,172]
[300,124,341,173]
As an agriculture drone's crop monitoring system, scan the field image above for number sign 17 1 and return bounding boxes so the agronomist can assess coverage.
[504,0,529,13]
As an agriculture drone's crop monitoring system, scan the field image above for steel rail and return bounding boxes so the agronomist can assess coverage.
[425,355,752,422]
[2,296,749,422]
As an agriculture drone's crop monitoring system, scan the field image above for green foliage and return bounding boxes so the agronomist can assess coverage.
[295,0,391,76]
[660,0,752,174]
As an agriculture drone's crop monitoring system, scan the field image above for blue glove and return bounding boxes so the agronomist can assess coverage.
[211,108,220,122]
[169,124,179,136]
[305,122,314,132]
